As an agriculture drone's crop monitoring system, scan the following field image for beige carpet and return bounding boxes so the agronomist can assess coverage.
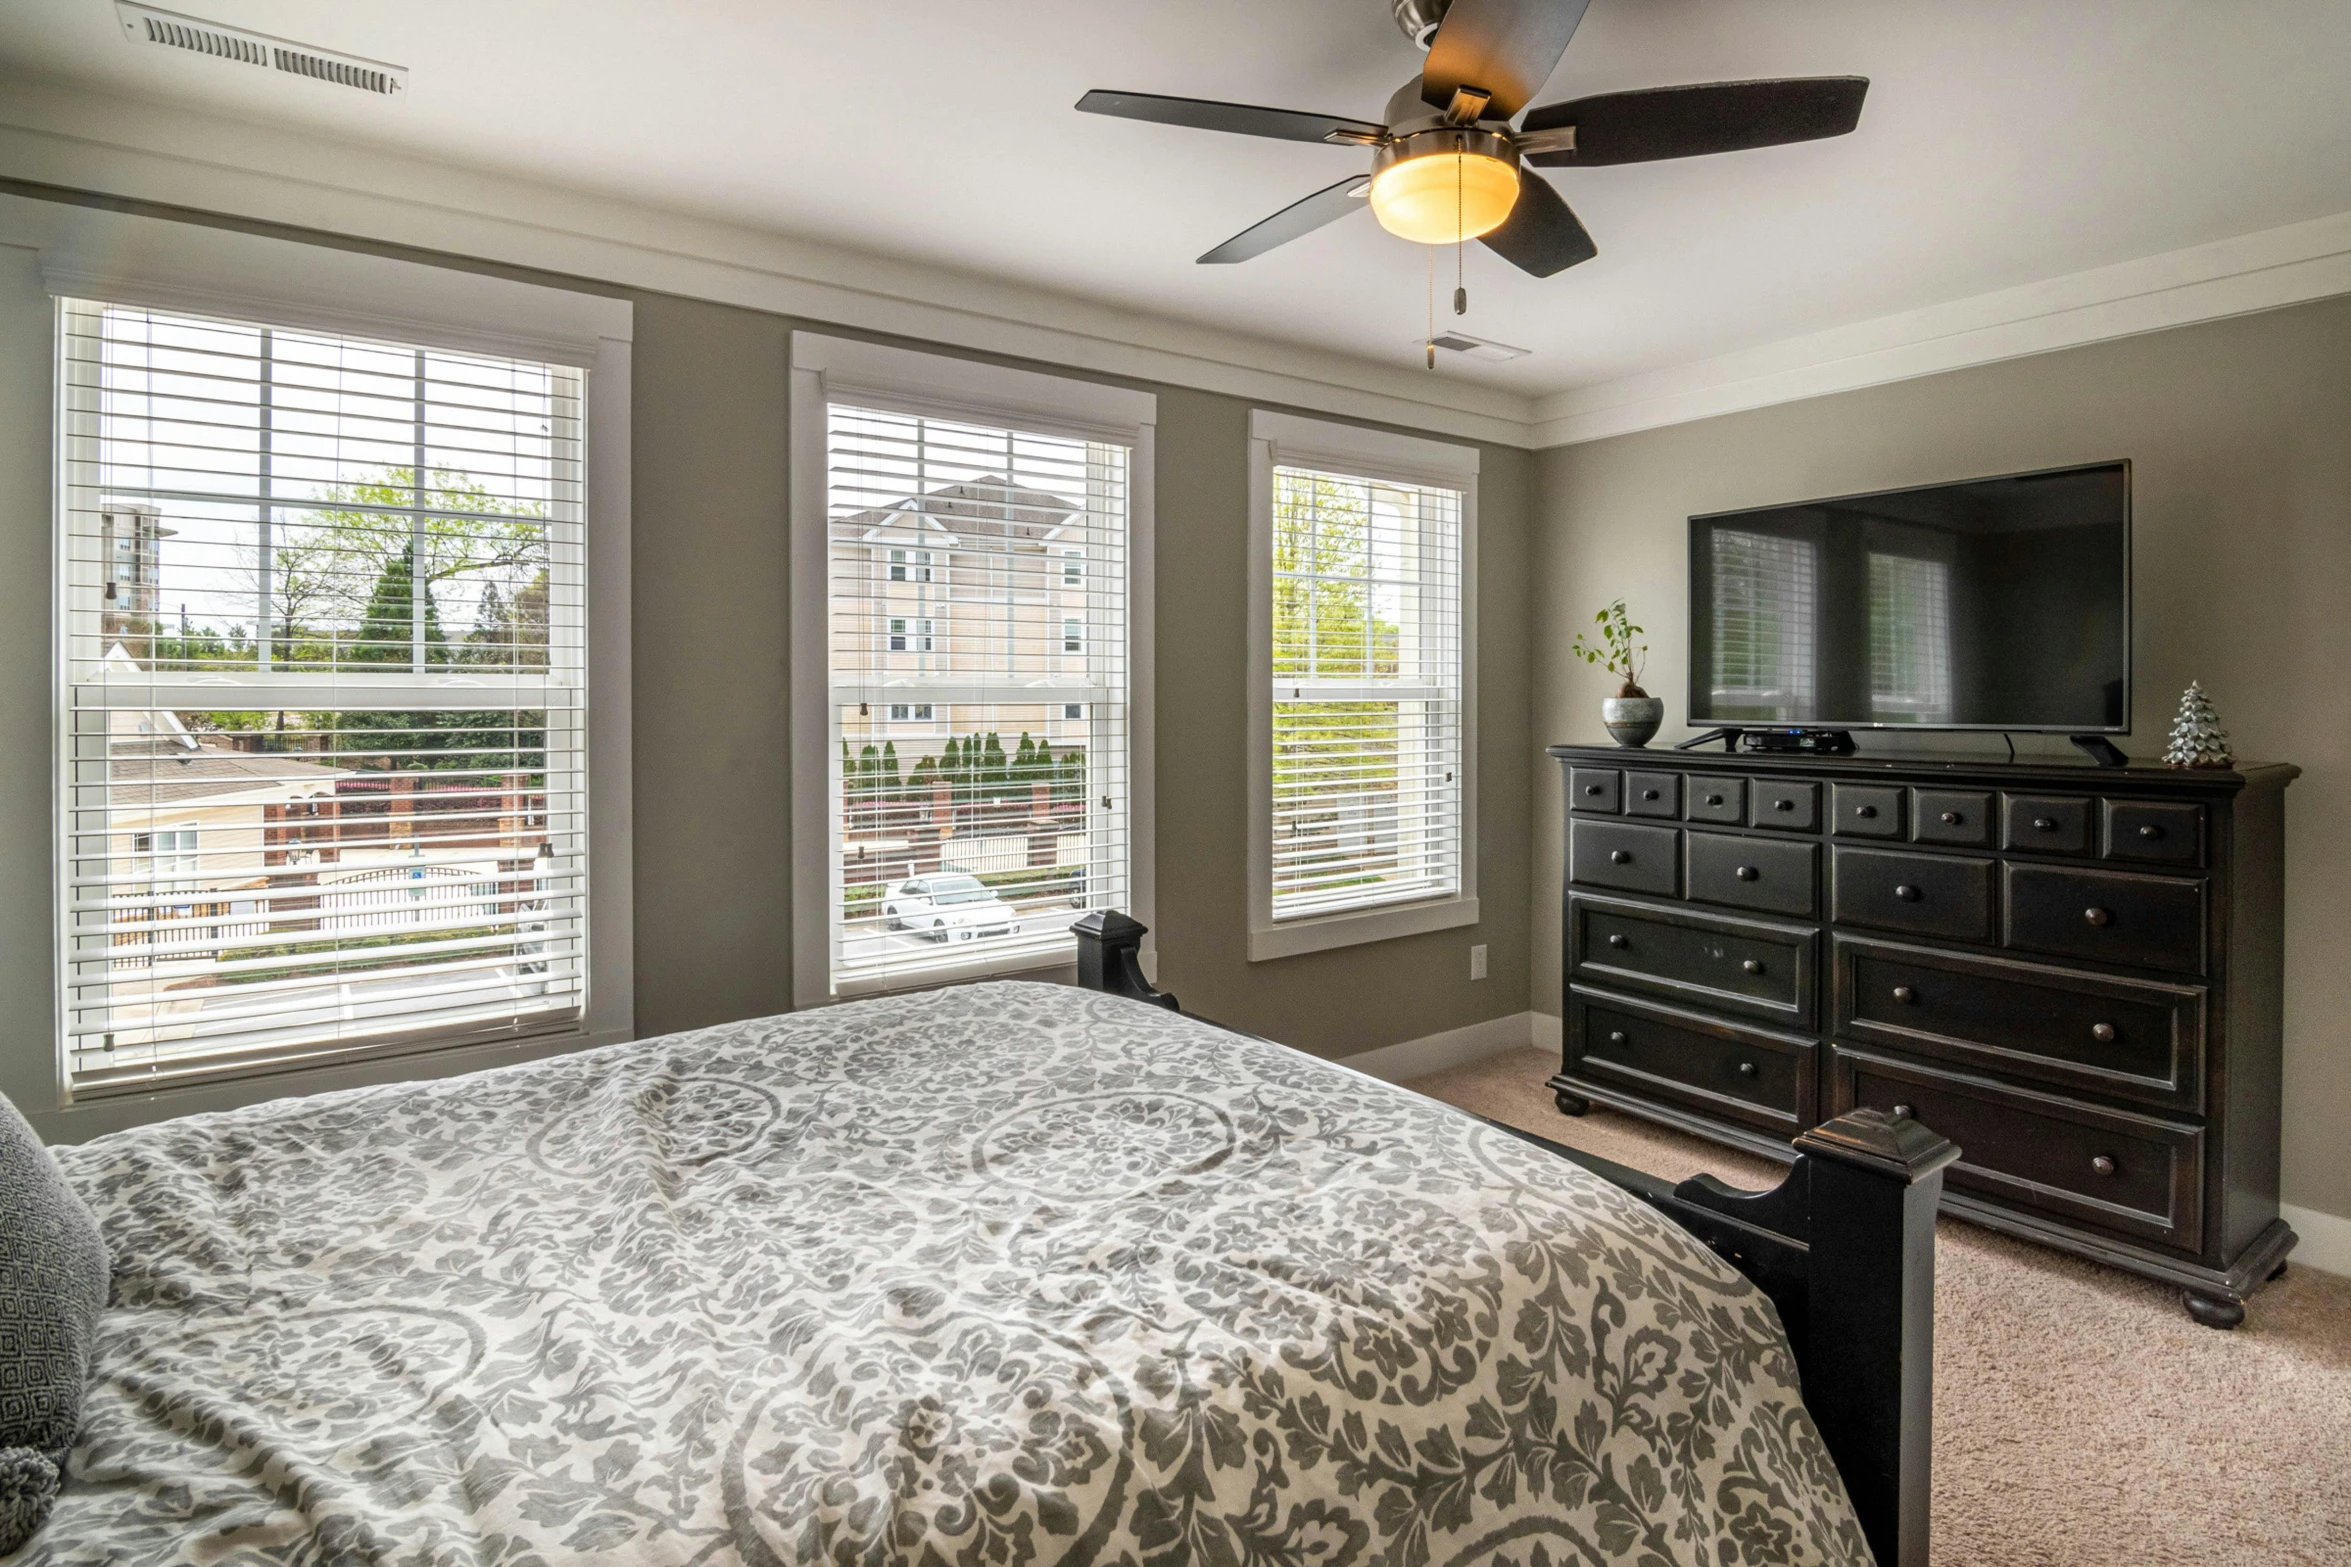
[1404,1047,2351,1567]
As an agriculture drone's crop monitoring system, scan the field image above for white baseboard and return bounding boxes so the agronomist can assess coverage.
[2280,1204,2351,1279]
[1339,1011,1537,1085]
[1532,1012,1562,1053]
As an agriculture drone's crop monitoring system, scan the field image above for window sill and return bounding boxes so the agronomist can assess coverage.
[1248,894,1479,962]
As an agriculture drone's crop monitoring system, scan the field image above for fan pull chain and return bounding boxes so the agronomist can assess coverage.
[1453,150,1468,315]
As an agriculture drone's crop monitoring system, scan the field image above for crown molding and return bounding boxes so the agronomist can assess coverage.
[1531,207,2351,447]
[0,70,1539,448]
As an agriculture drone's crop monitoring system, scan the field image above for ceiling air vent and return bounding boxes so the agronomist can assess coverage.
[115,3,407,97]
[1420,331,1532,364]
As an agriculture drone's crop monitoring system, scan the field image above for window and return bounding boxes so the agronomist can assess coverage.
[56,297,596,1094]
[1061,549,1084,586]
[792,334,1155,1000]
[1247,411,1476,960]
[886,616,937,653]
[1870,552,1954,724]
[1707,529,1819,722]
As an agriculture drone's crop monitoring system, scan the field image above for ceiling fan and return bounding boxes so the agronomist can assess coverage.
[1077,0,1867,283]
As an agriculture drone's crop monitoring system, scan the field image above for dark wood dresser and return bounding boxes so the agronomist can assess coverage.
[1547,743,2298,1326]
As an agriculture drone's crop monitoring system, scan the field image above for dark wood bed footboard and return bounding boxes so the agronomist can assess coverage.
[1072,912,1958,1567]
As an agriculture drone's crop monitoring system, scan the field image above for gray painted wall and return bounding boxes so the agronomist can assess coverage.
[1532,294,2351,1224]
[0,186,1533,1145]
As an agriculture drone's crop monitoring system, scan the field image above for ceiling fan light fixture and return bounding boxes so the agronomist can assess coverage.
[1369,130,1518,245]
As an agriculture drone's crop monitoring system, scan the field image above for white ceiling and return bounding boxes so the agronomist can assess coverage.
[3,0,2349,400]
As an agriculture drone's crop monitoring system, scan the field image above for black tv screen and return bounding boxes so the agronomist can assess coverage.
[1687,461,2130,733]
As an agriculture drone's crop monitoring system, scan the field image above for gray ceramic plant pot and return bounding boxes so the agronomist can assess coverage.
[1602,695,1664,748]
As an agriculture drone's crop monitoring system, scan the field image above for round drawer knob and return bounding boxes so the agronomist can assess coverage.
[1735,865,1759,882]
[2091,1022,2117,1043]
[1891,1103,1914,1120]
[1774,798,1794,812]
[1891,985,1916,1004]
[1642,788,1659,800]
[1706,793,1725,806]
[1608,1030,1628,1045]
[2139,824,2163,840]
[1736,1060,1758,1078]
[1610,849,1632,864]
[2034,817,2058,831]
[1742,958,1764,975]
[1607,933,1629,949]
[1941,810,1962,825]
[2091,1155,2117,1177]
[1584,784,1602,795]
[1855,804,1877,818]
[1895,883,1921,901]
[2084,906,2111,927]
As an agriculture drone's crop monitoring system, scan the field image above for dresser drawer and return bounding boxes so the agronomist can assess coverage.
[1687,831,1817,917]
[1749,778,1820,831]
[1831,1046,2204,1252]
[1686,776,1747,824]
[2004,864,2206,974]
[1569,988,1815,1136]
[1569,818,1679,896]
[1912,789,1994,847]
[1834,936,2204,1110]
[2103,799,2205,866]
[1832,783,1905,839]
[1625,770,1681,819]
[1571,894,1815,1028]
[2003,793,2093,856]
[1569,766,1623,814]
[1831,847,1995,943]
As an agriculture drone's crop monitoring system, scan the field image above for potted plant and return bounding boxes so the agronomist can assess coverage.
[1572,600,1662,747]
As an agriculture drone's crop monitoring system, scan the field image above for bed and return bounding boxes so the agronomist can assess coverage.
[19,917,1952,1567]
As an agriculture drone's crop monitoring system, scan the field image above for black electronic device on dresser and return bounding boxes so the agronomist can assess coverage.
[1549,744,2299,1327]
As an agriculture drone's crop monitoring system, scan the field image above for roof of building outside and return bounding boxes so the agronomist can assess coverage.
[838,474,1078,547]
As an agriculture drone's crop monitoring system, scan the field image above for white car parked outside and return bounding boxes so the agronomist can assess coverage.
[883,874,1022,942]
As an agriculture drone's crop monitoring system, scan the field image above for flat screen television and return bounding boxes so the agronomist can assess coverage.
[1687,461,2130,734]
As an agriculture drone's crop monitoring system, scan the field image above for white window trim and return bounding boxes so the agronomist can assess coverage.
[19,201,634,1114]
[788,333,1156,1005]
[1246,409,1478,962]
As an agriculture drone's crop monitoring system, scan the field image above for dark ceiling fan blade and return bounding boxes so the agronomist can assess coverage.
[1520,77,1869,166]
[1198,176,1369,264]
[1478,169,1596,277]
[1420,0,1592,121]
[1077,90,1386,146]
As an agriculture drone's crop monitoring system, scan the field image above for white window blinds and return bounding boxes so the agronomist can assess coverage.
[823,400,1130,995]
[57,299,588,1094]
[1707,528,1819,722]
[1269,464,1463,922]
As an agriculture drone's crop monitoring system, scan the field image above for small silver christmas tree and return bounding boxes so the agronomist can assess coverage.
[2164,681,2232,768]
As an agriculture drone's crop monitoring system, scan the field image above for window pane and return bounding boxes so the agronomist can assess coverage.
[824,403,1129,994]
[1269,465,1462,921]
[58,301,588,1092]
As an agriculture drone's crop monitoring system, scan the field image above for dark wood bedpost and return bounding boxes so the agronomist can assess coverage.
[1070,911,1179,1010]
[1787,1110,1958,1567]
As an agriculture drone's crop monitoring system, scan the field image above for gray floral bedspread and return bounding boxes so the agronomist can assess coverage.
[27,983,1867,1567]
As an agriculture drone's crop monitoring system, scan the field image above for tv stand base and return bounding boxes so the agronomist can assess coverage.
[2070,734,2130,768]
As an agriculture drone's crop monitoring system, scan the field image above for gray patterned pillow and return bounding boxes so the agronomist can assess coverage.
[0,1091,109,1554]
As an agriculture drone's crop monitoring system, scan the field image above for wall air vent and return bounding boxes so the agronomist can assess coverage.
[115,3,407,97]
[1420,331,1532,363]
